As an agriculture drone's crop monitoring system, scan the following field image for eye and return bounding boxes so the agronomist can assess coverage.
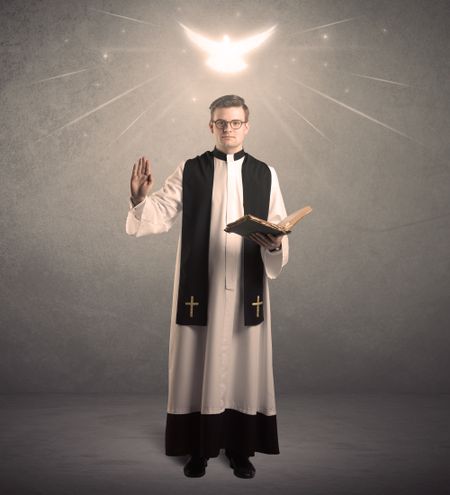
[216,119,226,127]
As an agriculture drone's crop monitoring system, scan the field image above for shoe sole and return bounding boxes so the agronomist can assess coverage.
[184,469,206,477]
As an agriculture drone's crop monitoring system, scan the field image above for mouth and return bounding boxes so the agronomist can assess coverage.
[222,136,234,139]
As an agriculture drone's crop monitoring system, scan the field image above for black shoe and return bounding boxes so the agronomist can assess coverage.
[183,455,208,477]
[225,449,256,479]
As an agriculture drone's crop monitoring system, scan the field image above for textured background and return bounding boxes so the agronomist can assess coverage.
[1,0,449,393]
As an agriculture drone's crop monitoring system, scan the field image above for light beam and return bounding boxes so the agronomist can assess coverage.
[287,75,419,143]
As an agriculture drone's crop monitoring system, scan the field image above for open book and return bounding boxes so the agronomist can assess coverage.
[224,206,312,237]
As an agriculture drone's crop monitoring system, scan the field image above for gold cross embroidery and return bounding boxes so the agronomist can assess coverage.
[185,296,199,318]
[251,295,263,318]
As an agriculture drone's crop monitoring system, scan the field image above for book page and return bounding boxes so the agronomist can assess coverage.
[278,206,313,229]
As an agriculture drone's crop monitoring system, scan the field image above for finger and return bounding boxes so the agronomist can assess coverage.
[249,233,266,247]
[247,234,259,245]
[257,233,274,248]
[132,162,137,177]
[268,233,283,242]
[145,158,152,177]
[137,157,142,176]
[254,232,270,246]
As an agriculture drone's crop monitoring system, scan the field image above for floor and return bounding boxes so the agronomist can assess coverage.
[1,393,449,495]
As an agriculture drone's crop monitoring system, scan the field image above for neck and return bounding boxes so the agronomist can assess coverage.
[215,144,243,155]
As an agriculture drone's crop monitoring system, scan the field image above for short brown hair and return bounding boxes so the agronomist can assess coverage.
[209,94,249,121]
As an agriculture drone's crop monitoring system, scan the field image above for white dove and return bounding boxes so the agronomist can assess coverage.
[179,22,277,73]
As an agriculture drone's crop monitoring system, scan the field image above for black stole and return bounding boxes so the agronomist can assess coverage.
[176,148,271,327]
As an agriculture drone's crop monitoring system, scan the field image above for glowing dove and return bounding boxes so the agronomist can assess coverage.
[179,23,277,73]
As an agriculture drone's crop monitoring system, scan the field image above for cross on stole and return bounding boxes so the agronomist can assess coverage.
[251,295,263,318]
[185,295,199,318]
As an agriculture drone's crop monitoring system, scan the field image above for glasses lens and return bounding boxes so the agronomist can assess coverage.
[215,120,226,129]
[230,120,242,129]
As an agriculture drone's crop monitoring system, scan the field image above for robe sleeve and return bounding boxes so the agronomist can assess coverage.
[260,166,289,279]
[125,160,184,237]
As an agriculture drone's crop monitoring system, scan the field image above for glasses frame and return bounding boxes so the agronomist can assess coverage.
[211,119,248,130]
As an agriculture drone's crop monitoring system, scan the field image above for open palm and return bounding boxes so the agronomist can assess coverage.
[130,156,153,203]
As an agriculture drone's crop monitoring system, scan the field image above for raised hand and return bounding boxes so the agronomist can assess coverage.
[130,156,153,205]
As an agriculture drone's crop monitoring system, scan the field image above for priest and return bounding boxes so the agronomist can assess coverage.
[125,95,289,479]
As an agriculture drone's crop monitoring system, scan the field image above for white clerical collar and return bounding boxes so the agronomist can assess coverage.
[212,146,246,162]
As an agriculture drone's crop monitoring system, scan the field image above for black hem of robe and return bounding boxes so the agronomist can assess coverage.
[164,408,280,458]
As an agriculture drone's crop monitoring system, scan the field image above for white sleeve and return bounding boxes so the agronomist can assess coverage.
[125,160,184,237]
[260,166,289,279]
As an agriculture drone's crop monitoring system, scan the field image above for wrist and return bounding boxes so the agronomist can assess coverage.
[130,196,145,207]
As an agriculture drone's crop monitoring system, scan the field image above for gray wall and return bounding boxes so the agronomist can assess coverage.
[1,0,449,393]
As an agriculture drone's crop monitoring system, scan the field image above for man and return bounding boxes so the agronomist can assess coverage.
[126,95,289,478]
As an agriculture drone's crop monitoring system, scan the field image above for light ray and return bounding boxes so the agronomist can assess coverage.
[289,16,364,36]
[109,81,190,144]
[256,88,306,156]
[112,109,150,143]
[348,72,411,87]
[89,7,159,26]
[104,77,204,153]
[96,46,167,53]
[31,67,92,84]
[287,75,420,143]
[35,71,166,142]
[283,100,330,140]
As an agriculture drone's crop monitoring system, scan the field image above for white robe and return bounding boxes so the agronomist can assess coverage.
[126,152,288,427]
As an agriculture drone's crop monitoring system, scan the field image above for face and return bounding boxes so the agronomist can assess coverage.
[209,106,250,154]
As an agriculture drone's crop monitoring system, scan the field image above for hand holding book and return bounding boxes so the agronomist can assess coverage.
[224,205,312,237]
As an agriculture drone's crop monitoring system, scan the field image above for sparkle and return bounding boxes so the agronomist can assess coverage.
[103,53,108,60]
[322,33,328,40]
[344,88,349,93]
[323,61,328,67]
[181,48,187,54]
[192,97,197,102]
[236,12,241,17]
[382,28,388,33]
[121,28,126,34]
[291,57,296,62]
[64,38,69,43]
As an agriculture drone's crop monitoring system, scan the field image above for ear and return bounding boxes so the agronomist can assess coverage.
[209,122,214,133]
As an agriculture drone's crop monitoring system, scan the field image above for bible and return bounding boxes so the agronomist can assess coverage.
[224,206,312,237]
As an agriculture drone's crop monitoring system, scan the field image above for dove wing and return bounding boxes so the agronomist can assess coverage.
[231,25,277,55]
[179,22,220,54]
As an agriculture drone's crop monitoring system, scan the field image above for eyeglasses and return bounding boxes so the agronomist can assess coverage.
[211,119,248,130]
